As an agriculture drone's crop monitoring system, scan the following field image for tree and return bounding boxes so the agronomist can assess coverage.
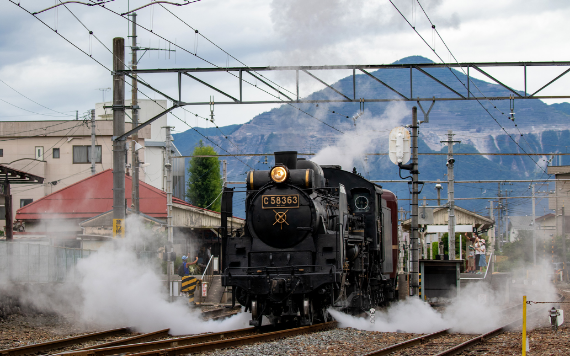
[186,140,222,212]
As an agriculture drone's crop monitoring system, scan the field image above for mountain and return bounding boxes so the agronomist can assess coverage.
[173,56,570,218]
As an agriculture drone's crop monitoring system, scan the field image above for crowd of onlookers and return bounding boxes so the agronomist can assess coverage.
[466,234,487,274]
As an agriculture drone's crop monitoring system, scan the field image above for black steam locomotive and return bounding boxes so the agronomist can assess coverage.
[221,151,399,326]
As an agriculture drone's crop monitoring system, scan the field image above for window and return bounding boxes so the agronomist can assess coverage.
[0,149,3,157]
[20,199,33,208]
[73,145,102,164]
[53,148,60,159]
[0,205,5,218]
[35,146,44,160]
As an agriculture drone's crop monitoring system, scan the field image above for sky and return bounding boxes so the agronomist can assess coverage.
[2,0,570,133]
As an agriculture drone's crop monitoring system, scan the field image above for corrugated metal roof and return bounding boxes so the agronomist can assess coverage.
[15,169,193,220]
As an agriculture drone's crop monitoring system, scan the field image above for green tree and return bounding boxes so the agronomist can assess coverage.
[186,141,222,212]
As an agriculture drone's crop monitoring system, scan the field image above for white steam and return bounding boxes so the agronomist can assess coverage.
[312,102,408,169]
[1,215,250,335]
[330,262,558,334]
[74,242,249,335]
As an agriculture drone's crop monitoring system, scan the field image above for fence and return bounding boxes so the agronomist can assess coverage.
[0,242,95,283]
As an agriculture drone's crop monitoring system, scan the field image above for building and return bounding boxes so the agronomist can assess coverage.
[13,169,244,256]
[94,99,185,198]
[402,205,495,259]
[0,99,185,235]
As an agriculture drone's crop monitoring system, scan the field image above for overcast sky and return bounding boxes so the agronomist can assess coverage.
[2,0,570,133]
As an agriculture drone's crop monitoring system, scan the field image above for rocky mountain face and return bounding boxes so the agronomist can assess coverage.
[173,56,570,218]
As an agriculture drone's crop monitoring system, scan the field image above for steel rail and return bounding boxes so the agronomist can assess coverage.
[127,321,337,356]
[56,325,269,356]
[433,293,565,356]
[72,329,171,351]
[0,327,130,356]
[361,329,450,356]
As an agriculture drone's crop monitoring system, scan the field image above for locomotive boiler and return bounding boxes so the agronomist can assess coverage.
[221,151,398,326]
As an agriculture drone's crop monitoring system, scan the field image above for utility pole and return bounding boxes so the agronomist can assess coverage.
[112,38,126,223]
[90,109,96,176]
[165,126,174,300]
[497,183,502,251]
[222,160,227,188]
[563,205,567,281]
[435,179,442,205]
[532,184,536,265]
[410,107,419,296]
[130,13,140,214]
[441,130,460,260]
[489,200,494,271]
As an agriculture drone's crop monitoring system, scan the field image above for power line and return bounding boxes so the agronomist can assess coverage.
[0,98,74,118]
[11,1,254,171]
[0,78,75,116]
[390,0,548,177]
[84,1,345,134]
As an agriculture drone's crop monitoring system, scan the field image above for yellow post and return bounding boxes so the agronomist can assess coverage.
[522,295,527,356]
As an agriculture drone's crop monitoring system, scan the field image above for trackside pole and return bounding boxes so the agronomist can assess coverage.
[522,295,527,356]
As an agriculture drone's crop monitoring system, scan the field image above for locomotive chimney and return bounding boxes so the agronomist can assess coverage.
[274,151,298,169]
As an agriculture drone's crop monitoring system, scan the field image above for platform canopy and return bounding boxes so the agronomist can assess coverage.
[0,164,44,240]
[0,165,44,185]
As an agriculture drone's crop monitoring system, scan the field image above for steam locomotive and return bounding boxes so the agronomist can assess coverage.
[221,151,399,326]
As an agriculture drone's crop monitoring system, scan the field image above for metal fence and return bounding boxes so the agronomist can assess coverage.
[0,242,95,283]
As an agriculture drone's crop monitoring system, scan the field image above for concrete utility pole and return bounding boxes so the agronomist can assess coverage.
[410,107,419,297]
[563,205,567,281]
[130,13,140,214]
[112,38,126,222]
[489,200,494,251]
[222,160,227,188]
[165,126,174,300]
[532,184,536,265]
[497,183,502,250]
[91,109,96,176]
[442,130,460,259]
[435,179,442,205]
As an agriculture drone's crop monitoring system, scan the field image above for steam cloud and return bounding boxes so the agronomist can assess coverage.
[329,260,558,334]
[1,215,250,335]
[312,102,408,169]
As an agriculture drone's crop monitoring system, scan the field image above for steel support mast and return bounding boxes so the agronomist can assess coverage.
[165,126,174,300]
[441,131,460,259]
[130,13,140,214]
[91,109,96,175]
[410,107,419,296]
[112,38,126,222]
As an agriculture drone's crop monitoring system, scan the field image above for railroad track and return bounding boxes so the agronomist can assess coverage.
[0,327,134,356]
[362,293,565,356]
[0,321,336,356]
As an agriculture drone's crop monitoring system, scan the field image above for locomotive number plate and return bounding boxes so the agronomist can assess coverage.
[262,195,299,209]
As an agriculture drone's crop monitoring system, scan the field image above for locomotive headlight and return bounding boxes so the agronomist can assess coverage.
[270,166,288,183]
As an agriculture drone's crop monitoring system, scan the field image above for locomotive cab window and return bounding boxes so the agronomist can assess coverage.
[351,188,372,213]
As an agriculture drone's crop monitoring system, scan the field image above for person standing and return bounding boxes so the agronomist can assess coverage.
[474,235,482,273]
[478,239,487,274]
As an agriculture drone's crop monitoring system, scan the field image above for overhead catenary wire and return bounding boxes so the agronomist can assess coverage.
[0,78,76,116]
[389,0,548,177]
[81,1,345,134]
[11,1,255,171]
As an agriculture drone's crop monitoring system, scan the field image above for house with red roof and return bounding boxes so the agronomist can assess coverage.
[14,169,244,253]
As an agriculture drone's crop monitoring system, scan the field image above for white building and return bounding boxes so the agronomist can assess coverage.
[94,99,185,198]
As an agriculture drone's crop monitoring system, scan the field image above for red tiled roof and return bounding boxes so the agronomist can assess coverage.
[16,169,196,220]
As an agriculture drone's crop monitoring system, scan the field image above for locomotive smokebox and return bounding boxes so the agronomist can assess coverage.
[275,151,298,169]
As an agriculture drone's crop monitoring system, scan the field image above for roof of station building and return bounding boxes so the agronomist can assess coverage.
[15,169,195,220]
